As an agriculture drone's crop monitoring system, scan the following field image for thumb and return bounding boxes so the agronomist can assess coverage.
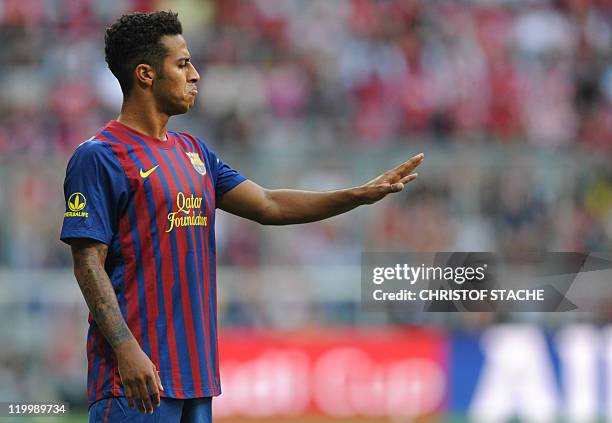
[390,182,404,192]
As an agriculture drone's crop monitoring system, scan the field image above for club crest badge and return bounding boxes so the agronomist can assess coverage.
[185,152,207,176]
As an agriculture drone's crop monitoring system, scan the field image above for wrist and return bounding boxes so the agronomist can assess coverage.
[349,185,369,206]
[113,337,140,357]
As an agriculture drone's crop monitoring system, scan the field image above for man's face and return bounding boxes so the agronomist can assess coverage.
[152,34,200,116]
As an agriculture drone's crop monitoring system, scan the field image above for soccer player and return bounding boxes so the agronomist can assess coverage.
[60,11,424,423]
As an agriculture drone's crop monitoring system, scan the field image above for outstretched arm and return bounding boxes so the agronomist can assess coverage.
[70,238,162,414]
[218,152,424,225]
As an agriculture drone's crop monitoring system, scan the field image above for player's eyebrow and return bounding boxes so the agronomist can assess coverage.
[178,56,191,63]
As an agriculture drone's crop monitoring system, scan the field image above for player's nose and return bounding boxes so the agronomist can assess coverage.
[188,62,200,83]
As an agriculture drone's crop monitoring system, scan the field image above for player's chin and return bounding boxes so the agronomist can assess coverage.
[170,102,193,115]
[185,96,197,110]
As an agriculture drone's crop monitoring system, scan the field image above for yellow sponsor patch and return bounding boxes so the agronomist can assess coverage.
[64,192,89,217]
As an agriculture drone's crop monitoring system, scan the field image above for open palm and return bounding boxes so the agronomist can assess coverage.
[359,153,424,204]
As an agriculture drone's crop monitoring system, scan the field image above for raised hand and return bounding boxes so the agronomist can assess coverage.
[358,153,424,204]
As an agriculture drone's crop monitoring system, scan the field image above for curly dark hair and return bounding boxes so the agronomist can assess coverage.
[105,11,183,96]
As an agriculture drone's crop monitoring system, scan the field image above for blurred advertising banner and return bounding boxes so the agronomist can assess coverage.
[216,328,447,419]
[218,325,612,422]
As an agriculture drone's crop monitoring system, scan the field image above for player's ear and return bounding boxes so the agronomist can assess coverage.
[134,63,155,88]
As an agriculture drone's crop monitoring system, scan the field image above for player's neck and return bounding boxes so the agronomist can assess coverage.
[117,101,169,142]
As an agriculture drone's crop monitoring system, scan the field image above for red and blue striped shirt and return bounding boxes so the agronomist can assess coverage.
[60,120,245,404]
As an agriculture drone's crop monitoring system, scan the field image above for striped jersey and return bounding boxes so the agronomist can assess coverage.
[60,120,246,404]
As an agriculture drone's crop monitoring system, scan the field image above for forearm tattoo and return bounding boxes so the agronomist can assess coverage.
[72,241,134,349]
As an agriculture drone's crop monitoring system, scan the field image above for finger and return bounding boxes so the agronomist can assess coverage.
[133,381,146,413]
[136,392,146,414]
[135,399,144,414]
[135,396,148,414]
[147,374,161,408]
[388,173,419,192]
[131,384,145,413]
[124,383,135,410]
[399,173,418,185]
[137,381,154,414]
[392,153,424,176]
[376,183,401,196]
[155,370,164,392]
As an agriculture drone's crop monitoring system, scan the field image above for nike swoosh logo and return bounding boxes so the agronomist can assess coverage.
[139,165,159,178]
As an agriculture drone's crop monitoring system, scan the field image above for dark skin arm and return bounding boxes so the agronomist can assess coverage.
[70,238,163,414]
[218,153,424,224]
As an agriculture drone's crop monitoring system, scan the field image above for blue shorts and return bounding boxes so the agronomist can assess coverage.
[89,397,212,423]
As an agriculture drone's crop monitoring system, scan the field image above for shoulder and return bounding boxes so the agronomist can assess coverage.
[67,137,121,172]
[71,137,114,158]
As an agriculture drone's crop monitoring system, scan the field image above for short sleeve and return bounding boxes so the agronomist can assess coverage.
[60,140,129,246]
[202,142,246,203]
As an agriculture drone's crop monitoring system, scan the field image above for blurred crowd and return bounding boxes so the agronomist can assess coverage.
[1,0,612,154]
[0,0,612,405]
[0,0,610,267]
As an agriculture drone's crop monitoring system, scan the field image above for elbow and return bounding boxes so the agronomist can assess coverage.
[257,213,296,226]
[255,189,280,225]
[72,265,89,284]
[72,261,102,284]
[258,217,289,226]
[255,209,278,225]
[256,216,272,225]
[72,262,84,279]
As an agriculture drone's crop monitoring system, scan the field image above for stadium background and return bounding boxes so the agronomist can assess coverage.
[0,0,611,421]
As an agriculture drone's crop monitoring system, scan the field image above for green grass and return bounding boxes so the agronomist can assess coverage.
[0,415,460,423]
[3,414,606,423]
[0,414,87,423]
